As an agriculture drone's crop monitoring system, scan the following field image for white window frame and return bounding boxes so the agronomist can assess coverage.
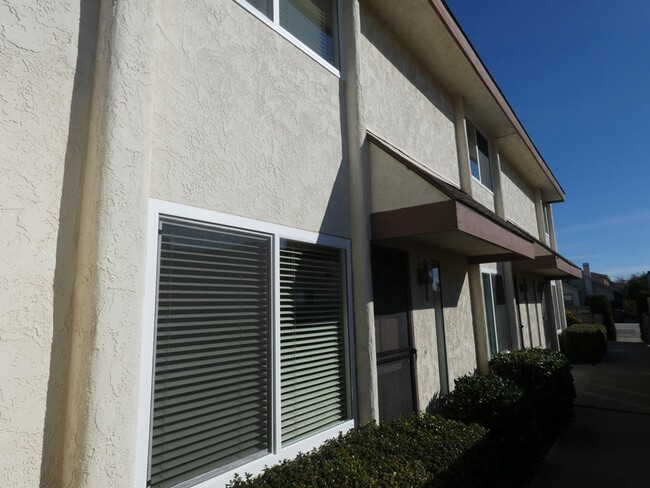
[465,119,493,192]
[235,0,343,77]
[135,198,356,488]
[480,267,499,358]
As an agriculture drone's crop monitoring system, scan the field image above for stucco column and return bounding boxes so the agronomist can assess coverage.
[342,0,379,423]
[468,264,490,374]
[534,188,546,243]
[453,97,472,195]
[62,0,156,486]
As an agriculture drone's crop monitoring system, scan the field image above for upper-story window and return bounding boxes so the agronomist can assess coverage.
[466,119,493,190]
[243,0,340,69]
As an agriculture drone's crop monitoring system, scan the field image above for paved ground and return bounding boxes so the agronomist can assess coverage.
[530,324,650,488]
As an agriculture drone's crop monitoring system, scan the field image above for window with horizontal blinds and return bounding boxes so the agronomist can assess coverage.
[280,0,339,67]
[279,240,347,445]
[150,219,271,488]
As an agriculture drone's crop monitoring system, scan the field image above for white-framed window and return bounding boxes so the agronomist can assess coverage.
[238,0,340,71]
[466,119,493,190]
[138,200,355,488]
[481,270,509,357]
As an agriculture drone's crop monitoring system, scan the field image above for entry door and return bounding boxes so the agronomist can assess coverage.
[371,248,417,421]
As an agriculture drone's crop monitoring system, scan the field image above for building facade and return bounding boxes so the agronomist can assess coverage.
[1,1,580,487]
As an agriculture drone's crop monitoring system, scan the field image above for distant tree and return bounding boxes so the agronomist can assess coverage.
[623,272,650,300]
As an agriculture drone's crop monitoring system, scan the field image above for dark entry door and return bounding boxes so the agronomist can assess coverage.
[371,248,417,421]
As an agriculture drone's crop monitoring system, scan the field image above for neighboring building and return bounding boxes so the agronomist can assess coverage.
[563,263,624,310]
[1,1,580,487]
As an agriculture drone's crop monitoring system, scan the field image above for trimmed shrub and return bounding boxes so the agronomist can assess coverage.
[489,348,575,435]
[585,295,616,341]
[561,324,607,364]
[442,374,526,432]
[441,375,537,467]
[565,310,582,326]
[229,414,496,488]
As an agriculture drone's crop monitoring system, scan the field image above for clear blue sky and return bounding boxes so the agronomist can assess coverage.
[445,0,650,279]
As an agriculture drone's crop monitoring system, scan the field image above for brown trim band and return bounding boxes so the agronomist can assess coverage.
[512,254,582,279]
[371,200,535,260]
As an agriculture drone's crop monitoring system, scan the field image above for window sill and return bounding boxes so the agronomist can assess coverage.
[234,0,342,78]
[470,176,494,195]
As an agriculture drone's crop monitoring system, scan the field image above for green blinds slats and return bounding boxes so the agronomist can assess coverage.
[150,219,271,488]
[279,241,347,445]
[280,0,339,67]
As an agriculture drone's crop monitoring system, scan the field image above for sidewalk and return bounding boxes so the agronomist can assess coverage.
[530,324,650,487]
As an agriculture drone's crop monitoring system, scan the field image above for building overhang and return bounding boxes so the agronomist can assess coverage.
[512,243,582,279]
[368,132,536,263]
[362,0,565,202]
[372,200,536,263]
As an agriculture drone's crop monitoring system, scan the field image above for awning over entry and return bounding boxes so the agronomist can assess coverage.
[512,242,582,279]
[368,132,536,264]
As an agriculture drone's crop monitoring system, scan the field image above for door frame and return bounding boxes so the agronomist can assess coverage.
[371,245,419,414]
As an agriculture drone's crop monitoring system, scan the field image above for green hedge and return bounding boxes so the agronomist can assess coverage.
[489,348,575,435]
[585,295,616,341]
[229,415,496,488]
[441,374,537,467]
[442,375,526,433]
[560,324,607,364]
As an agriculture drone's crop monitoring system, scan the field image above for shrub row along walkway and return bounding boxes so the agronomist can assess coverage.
[530,326,650,488]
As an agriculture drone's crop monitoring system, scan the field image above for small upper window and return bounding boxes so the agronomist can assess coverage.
[243,0,340,68]
[466,119,493,190]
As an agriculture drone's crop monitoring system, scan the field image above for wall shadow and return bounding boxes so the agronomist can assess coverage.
[360,6,454,124]
[40,1,99,486]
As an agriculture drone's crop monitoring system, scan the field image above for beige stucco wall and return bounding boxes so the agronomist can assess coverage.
[359,7,459,187]
[150,1,349,238]
[501,160,539,238]
[369,143,449,213]
[516,272,546,348]
[471,179,496,212]
[0,0,98,485]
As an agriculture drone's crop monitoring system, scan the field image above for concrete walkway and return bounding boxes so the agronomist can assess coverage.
[530,324,650,487]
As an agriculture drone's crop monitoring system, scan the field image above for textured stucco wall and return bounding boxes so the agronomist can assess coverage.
[150,1,349,238]
[369,144,448,213]
[0,1,98,485]
[471,179,495,212]
[501,160,538,238]
[516,272,545,348]
[384,241,476,409]
[360,7,459,187]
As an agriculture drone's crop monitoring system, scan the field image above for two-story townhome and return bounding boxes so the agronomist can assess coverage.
[1,1,581,487]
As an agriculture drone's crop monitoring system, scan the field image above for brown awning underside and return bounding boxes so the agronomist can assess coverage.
[371,200,536,264]
[512,254,582,279]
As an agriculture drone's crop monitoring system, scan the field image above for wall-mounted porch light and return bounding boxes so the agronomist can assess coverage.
[417,261,435,301]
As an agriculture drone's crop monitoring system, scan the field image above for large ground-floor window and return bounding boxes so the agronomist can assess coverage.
[143,203,353,488]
